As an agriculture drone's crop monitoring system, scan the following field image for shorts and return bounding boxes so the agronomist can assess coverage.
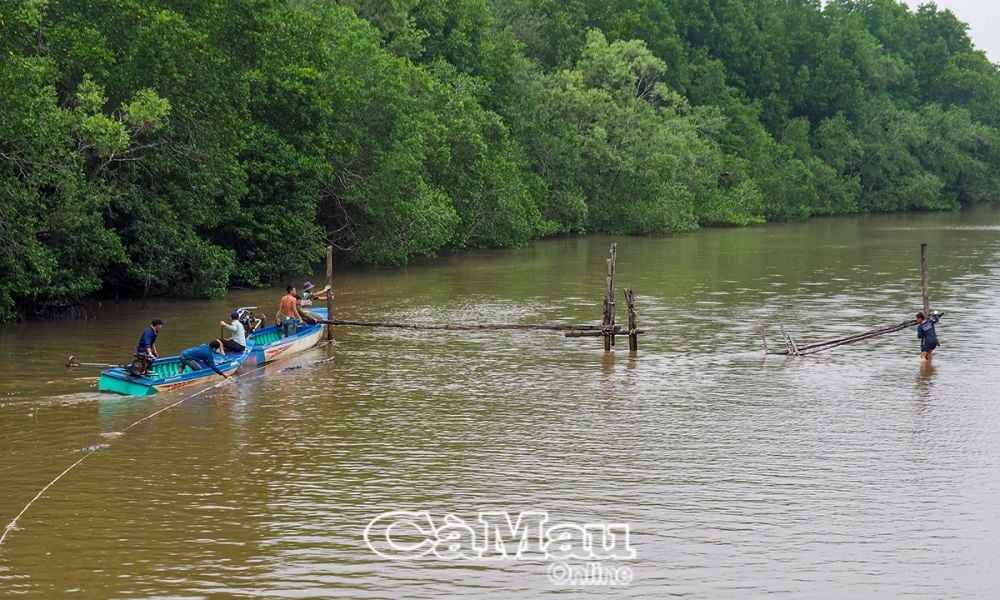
[281,316,298,337]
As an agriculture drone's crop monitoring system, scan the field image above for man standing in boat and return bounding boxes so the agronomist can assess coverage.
[297,281,330,324]
[299,281,330,307]
[177,340,231,378]
[133,318,164,376]
[915,310,942,361]
[277,285,302,338]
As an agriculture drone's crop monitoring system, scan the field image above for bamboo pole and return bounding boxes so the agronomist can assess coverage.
[921,243,930,317]
[319,319,609,332]
[796,324,912,354]
[762,244,940,357]
[603,243,617,351]
[326,245,334,341]
[780,325,800,356]
[795,320,914,351]
[764,316,944,356]
[66,356,121,369]
[624,288,638,352]
[565,329,644,338]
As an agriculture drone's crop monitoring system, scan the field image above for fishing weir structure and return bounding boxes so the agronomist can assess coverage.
[320,243,644,352]
[764,243,939,356]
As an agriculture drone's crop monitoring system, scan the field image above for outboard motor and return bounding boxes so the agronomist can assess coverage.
[235,306,264,335]
[126,353,154,377]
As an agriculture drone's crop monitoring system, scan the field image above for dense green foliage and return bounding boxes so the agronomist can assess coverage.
[2,0,999,318]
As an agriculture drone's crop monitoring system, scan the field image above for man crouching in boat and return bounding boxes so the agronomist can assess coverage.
[916,311,941,361]
[177,340,231,378]
[219,311,247,352]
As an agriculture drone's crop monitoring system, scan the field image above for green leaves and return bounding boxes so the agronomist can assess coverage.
[122,89,171,133]
[0,56,127,318]
[3,0,1000,319]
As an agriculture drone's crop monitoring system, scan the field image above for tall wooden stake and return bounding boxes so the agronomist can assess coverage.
[920,243,930,316]
[625,288,638,352]
[603,243,618,351]
[326,244,334,341]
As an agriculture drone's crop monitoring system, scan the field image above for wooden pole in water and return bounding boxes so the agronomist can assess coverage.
[920,243,930,316]
[603,243,618,351]
[326,245,334,341]
[625,288,638,352]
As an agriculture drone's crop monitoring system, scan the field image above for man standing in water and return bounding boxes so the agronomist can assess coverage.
[916,311,941,361]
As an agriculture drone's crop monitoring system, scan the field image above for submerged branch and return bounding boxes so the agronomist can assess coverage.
[764,314,944,356]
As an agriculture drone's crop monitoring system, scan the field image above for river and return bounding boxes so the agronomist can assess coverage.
[1,206,999,598]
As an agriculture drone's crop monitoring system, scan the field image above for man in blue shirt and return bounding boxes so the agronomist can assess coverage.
[136,318,164,358]
[131,318,164,376]
[177,340,231,378]
[915,311,941,361]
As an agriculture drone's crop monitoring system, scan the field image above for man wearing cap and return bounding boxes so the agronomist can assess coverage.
[219,311,247,352]
[136,318,164,359]
[133,318,164,376]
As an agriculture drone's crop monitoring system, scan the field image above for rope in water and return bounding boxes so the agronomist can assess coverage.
[0,342,334,546]
[0,376,232,546]
[0,449,98,546]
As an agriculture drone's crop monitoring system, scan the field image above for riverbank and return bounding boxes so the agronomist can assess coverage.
[3,207,1000,597]
[7,204,992,325]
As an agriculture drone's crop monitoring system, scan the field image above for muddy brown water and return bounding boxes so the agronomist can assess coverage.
[2,206,1000,598]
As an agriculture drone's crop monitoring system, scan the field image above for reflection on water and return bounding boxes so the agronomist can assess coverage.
[915,361,937,411]
[2,206,1000,598]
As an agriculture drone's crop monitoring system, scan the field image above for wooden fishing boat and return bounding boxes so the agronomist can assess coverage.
[246,308,327,366]
[98,345,252,396]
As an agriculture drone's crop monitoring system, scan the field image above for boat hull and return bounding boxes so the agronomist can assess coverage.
[98,348,250,396]
[247,308,327,366]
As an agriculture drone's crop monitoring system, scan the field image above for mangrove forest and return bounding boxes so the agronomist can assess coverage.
[2,0,1000,319]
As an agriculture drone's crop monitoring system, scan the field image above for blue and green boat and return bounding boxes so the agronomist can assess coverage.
[98,345,252,396]
[246,308,327,366]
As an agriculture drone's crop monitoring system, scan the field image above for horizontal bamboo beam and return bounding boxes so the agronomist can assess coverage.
[319,319,609,332]
[765,313,943,356]
[564,329,645,338]
[766,322,911,356]
[65,355,121,369]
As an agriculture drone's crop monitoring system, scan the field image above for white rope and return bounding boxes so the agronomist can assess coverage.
[122,376,230,432]
[0,341,335,546]
[0,449,98,545]
[1,374,235,546]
